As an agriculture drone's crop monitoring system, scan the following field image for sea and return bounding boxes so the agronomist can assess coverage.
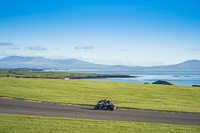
[46,70,200,86]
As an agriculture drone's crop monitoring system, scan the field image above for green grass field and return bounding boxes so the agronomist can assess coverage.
[0,114,199,133]
[0,77,200,113]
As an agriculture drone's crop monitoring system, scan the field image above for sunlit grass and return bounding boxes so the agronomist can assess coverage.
[0,114,199,133]
[0,77,200,113]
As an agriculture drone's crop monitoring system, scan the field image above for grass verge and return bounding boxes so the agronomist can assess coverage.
[0,114,200,133]
[0,77,200,113]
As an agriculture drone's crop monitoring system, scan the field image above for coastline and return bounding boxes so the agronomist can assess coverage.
[11,74,137,79]
[0,70,137,79]
[1,69,200,86]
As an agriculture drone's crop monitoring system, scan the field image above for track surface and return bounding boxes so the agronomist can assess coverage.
[0,98,200,125]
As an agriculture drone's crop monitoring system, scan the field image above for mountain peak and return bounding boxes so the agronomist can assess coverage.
[1,56,33,62]
[172,59,200,69]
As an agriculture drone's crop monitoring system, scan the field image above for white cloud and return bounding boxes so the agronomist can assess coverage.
[0,42,14,46]
[26,45,47,51]
[119,49,127,52]
[0,42,20,50]
[193,48,199,52]
[76,57,165,66]
[133,61,165,66]
[75,46,94,50]
[12,47,20,50]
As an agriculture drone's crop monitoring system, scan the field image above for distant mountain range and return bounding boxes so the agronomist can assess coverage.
[0,56,109,69]
[0,56,200,70]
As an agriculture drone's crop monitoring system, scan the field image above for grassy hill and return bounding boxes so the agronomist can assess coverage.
[1,77,200,132]
[0,77,199,113]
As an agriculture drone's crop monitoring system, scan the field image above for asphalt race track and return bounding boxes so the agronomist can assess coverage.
[0,98,200,125]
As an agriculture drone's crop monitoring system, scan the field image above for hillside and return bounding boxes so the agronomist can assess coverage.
[170,60,200,69]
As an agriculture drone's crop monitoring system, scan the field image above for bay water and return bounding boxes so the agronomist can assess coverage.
[47,70,200,86]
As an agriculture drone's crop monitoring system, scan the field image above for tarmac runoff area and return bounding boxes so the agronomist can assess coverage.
[0,97,200,126]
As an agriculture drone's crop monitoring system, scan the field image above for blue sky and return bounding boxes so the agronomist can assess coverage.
[0,0,199,66]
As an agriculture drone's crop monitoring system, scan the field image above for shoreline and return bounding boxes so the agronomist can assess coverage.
[8,75,138,79]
